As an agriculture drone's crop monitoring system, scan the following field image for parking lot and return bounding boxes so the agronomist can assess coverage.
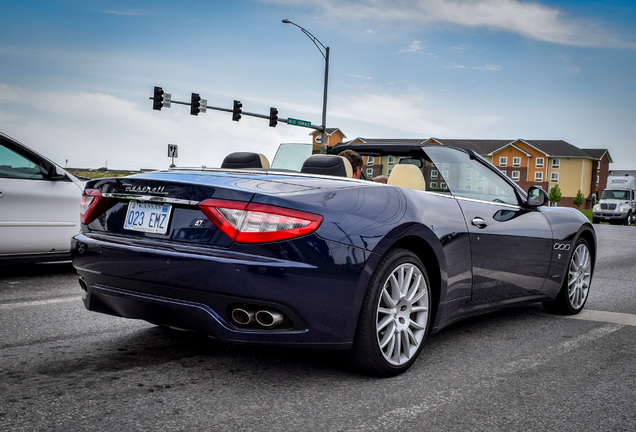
[1,224,635,431]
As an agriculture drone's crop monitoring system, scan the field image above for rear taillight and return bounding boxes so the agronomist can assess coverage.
[80,189,107,224]
[198,199,323,243]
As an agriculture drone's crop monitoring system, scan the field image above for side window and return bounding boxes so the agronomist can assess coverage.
[0,144,45,179]
[425,147,519,206]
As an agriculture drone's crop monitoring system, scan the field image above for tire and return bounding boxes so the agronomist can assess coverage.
[543,238,592,315]
[626,212,633,226]
[348,248,431,377]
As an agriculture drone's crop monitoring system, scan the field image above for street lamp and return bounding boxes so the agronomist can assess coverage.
[282,19,330,154]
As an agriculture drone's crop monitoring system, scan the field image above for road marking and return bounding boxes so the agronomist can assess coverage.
[567,309,636,327]
[0,296,80,310]
[350,322,624,432]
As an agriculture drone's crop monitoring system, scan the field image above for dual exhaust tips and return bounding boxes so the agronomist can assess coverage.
[80,276,287,330]
[231,307,285,328]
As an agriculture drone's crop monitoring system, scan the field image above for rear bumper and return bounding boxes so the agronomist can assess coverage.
[72,233,371,348]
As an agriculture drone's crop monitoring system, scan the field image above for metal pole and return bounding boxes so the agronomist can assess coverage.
[283,19,330,154]
[320,47,329,154]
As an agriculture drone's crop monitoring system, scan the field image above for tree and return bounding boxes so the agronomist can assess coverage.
[572,189,585,208]
[548,184,562,207]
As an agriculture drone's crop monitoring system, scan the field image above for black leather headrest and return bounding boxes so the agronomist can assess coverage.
[300,155,352,177]
[221,152,269,169]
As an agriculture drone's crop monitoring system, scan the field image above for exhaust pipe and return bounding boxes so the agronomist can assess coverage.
[231,308,255,326]
[78,277,88,292]
[255,310,284,328]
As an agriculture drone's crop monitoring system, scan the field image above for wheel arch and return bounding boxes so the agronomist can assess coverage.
[390,236,442,332]
[364,224,447,336]
[576,227,597,271]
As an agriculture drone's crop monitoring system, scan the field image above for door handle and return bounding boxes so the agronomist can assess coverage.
[471,217,489,229]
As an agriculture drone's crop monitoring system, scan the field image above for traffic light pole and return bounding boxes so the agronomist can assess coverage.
[150,90,323,131]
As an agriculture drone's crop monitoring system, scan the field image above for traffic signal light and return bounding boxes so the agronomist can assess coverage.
[153,86,164,110]
[269,107,278,127]
[232,100,242,121]
[190,93,201,116]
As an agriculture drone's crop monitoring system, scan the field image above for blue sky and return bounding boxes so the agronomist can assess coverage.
[1,0,635,170]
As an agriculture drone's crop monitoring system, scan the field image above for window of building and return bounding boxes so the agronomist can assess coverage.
[366,168,374,178]
[551,172,559,182]
[430,181,438,189]
[511,171,520,181]
[536,157,544,168]
[596,175,600,185]
[465,184,472,190]
[431,169,438,179]
[535,172,543,182]
[387,168,392,176]
[442,170,449,178]
[388,156,395,165]
[465,172,472,181]
[367,156,374,165]
[512,157,521,167]
[499,157,508,167]
[552,158,560,169]
[440,182,447,189]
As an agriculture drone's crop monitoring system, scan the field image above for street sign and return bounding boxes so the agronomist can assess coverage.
[168,144,178,158]
[287,118,311,128]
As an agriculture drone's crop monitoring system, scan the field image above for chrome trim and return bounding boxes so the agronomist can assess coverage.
[101,193,199,205]
[455,195,521,209]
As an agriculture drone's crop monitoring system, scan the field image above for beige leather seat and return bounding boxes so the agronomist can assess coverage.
[221,152,270,169]
[387,164,427,190]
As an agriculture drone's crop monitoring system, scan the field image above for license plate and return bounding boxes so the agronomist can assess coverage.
[124,201,172,234]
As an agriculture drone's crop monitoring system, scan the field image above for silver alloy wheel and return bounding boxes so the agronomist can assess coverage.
[375,262,430,366]
[567,243,592,309]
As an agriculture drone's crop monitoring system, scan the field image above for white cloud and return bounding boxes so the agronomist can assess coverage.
[398,40,425,54]
[0,84,311,170]
[268,0,636,48]
[331,91,503,138]
[447,63,502,71]
[97,10,146,16]
[348,74,372,80]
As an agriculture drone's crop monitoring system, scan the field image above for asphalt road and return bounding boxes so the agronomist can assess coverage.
[1,224,635,431]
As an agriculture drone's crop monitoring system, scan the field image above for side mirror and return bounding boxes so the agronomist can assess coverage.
[527,186,548,208]
[42,161,67,180]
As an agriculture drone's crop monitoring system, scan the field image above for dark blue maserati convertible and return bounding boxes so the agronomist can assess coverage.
[72,143,595,376]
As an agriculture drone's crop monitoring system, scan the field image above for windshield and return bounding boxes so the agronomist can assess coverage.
[271,143,313,171]
[423,146,520,206]
[601,190,630,200]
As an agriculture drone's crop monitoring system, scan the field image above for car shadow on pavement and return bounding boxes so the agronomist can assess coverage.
[0,261,75,277]
[35,303,551,381]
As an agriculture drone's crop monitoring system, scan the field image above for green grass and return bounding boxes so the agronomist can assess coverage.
[68,169,137,179]
[578,208,592,222]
